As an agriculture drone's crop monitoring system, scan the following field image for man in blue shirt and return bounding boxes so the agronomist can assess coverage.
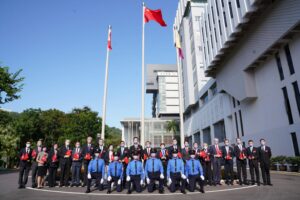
[126,151,144,194]
[167,149,186,194]
[107,152,124,194]
[185,150,205,193]
[85,148,105,193]
[145,149,164,193]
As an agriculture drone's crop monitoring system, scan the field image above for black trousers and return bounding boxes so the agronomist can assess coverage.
[188,174,204,192]
[83,161,90,186]
[236,159,247,183]
[48,167,58,187]
[212,158,222,184]
[31,161,38,186]
[169,172,186,193]
[18,163,31,186]
[224,160,234,184]
[107,176,122,192]
[60,160,71,185]
[249,159,260,184]
[87,172,103,190]
[122,164,128,187]
[202,161,212,185]
[127,175,142,193]
[260,162,271,184]
[147,171,164,192]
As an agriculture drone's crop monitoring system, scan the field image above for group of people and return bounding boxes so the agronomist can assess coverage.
[18,136,273,194]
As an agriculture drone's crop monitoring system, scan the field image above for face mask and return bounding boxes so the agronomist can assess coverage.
[95,153,99,158]
[161,146,165,149]
[133,156,138,160]
[190,155,196,159]
[120,144,124,147]
[76,145,80,148]
[185,144,189,147]
[173,154,178,158]
[146,144,150,148]
[114,157,119,161]
[66,142,70,146]
[134,144,138,148]
[38,143,42,147]
[26,144,30,148]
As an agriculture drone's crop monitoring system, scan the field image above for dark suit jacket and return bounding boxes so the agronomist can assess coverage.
[19,148,33,167]
[117,147,130,163]
[209,144,222,159]
[48,148,59,167]
[258,146,272,165]
[59,145,72,164]
[143,147,153,160]
[168,145,179,159]
[81,144,95,163]
[97,145,107,160]
[234,145,247,161]
[221,146,235,161]
[181,147,190,161]
[246,146,259,160]
[157,148,169,163]
[72,147,83,164]
[129,145,143,160]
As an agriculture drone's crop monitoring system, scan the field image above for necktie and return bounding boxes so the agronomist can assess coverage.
[115,162,117,176]
[192,160,194,173]
[152,159,154,173]
[135,161,137,174]
[175,159,177,172]
[216,145,219,152]
[96,160,98,173]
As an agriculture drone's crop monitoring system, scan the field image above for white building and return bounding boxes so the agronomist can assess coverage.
[174,0,300,156]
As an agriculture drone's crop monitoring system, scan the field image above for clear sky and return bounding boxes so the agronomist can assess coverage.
[0,0,179,128]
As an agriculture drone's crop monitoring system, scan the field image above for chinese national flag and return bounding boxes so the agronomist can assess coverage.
[107,26,112,50]
[144,7,167,27]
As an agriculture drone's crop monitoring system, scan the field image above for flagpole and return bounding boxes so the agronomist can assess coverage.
[101,25,111,140]
[141,2,145,147]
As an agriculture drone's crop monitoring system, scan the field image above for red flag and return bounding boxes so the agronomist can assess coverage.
[107,26,112,50]
[144,7,167,27]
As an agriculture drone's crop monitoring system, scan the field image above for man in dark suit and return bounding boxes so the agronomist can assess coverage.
[246,140,260,186]
[59,139,72,187]
[181,141,191,163]
[18,141,32,189]
[47,143,59,187]
[117,141,130,186]
[209,138,222,186]
[234,138,248,185]
[129,137,143,160]
[71,141,83,187]
[143,141,153,162]
[157,143,169,184]
[168,138,180,159]
[258,138,272,186]
[199,143,212,185]
[97,138,107,161]
[81,136,94,187]
[221,139,235,185]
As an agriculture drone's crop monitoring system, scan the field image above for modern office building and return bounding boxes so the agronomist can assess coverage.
[121,64,180,147]
[174,0,300,156]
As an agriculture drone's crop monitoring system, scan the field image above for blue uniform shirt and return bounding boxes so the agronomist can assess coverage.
[167,158,185,179]
[108,161,123,179]
[145,158,163,178]
[185,158,204,177]
[88,158,105,178]
[126,160,144,179]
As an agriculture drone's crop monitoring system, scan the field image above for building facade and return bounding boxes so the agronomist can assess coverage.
[174,0,300,156]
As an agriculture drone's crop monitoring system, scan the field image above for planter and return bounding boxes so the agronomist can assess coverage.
[279,165,287,171]
[271,164,277,170]
[289,165,299,172]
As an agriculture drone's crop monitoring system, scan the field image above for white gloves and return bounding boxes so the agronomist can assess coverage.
[100,178,104,184]
[168,178,172,185]
[87,173,91,179]
[107,176,112,182]
[126,176,131,182]
[187,179,189,184]
[160,173,164,179]
[200,175,205,181]
[146,178,150,184]
[181,174,187,179]
[117,179,121,185]
[140,179,144,185]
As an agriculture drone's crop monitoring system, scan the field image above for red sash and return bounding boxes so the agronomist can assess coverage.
[21,153,29,161]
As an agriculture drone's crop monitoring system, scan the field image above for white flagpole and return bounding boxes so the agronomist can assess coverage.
[101,25,111,140]
[141,2,145,147]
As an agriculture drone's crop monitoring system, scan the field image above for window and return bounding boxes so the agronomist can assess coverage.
[211,7,215,24]
[223,12,227,27]
[282,87,294,124]
[291,132,300,156]
[239,110,244,136]
[234,112,239,137]
[236,0,240,8]
[201,92,209,105]
[214,120,226,142]
[284,44,295,75]
[221,0,224,7]
[211,83,217,96]
[275,52,284,80]
[292,81,300,116]
[214,28,218,43]
[229,2,234,18]
[232,97,236,108]
[218,20,222,35]
[203,127,211,145]
[216,0,219,16]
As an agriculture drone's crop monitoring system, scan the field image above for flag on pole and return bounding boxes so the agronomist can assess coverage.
[144,7,167,27]
[107,26,112,50]
[175,30,184,59]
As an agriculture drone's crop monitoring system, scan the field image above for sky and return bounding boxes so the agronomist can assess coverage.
[0,0,179,128]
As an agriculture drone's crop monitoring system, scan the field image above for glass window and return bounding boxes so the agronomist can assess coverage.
[284,44,295,75]
[282,87,294,124]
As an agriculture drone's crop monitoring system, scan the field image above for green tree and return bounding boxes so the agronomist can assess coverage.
[166,120,180,141]
[0,65,24,105]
